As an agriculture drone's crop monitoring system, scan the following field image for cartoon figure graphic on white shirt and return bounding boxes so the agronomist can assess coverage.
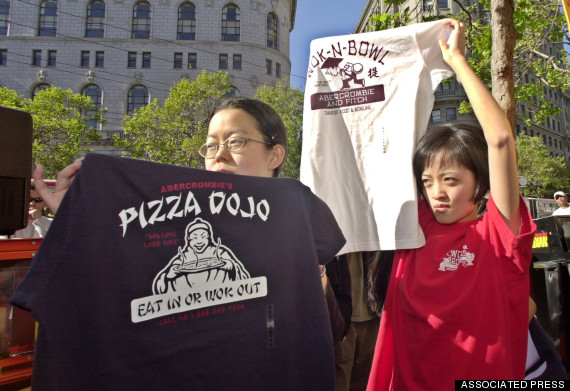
[439,245,475,271]
[153,218,250,294]
[340,62,365,90]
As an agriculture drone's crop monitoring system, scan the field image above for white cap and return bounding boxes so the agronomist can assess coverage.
[554,191,566,199]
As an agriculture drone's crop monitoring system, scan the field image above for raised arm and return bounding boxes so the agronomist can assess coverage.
[439,19,520,234]
[33,158,83,214]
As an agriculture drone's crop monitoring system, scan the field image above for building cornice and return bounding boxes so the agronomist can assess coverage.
[290,0,297,31]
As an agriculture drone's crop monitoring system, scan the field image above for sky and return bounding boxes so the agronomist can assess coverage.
[289,0,369,90]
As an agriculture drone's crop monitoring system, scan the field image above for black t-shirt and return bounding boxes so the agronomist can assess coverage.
[11,154,345,391]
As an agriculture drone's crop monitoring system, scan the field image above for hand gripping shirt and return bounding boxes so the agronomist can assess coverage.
[366,195,537,391]
[11,154,346,391]
[300,19,455,252]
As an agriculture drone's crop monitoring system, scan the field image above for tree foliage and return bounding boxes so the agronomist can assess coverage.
[0,86,103,177]
[116,70,231,168]
[516,133,570,197]
[369,0,570,121]
[255,81,304,178]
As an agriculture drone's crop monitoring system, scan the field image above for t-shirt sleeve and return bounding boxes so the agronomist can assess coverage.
[301,185,346,264]
[415,19,455,91]
[485,194,537,272]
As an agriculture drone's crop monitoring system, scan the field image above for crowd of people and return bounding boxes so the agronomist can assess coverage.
[6,18,570,390]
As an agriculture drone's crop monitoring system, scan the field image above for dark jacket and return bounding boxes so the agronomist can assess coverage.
[326,251,393,339]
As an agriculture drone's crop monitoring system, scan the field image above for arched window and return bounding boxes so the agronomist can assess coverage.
[38,0,57,36]
[225,86,240,97]
[86,0,105,38]
[177,2,196,40]
[82,84,102,129]
[132,1,151,39]
[221,4,239,41]
[32,83,49,99]
[127,85,149,114]
[267,13,277,50]
[0,1,10,36]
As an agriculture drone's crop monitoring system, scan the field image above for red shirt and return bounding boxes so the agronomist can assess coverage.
[367,195,536,391]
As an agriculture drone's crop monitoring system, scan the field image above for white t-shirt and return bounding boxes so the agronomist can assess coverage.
[553,207,570,216]
[300,20,455,253]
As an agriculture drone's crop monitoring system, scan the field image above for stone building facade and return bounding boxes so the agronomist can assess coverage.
[0,0,296,150]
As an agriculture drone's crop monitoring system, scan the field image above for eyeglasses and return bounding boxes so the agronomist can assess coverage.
[30,197,43,203]
[198,136,273,159]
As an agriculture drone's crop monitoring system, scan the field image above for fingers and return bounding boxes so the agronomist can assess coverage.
[32,157,84,214]
[32,164,56,209]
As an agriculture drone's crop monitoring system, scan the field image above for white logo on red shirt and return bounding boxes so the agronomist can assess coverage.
[439,245,475,271]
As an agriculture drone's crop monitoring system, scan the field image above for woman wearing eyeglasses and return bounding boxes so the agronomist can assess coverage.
[11,185,52,239]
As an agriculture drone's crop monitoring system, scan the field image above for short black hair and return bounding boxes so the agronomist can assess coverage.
[413,123,489,204]
[208,98,288,177]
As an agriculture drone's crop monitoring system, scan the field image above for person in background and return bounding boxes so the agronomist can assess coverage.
[552,191,570,216]
[327,251,386,391]
[11,184,52,239]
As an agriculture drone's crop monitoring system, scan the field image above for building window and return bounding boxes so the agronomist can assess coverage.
[127,85,149,114]
[446,108,456,121]
[174,52,182,69]
[266,59,272,75]
[276,62,281,78]
[132,1,151,39]
[177,3,196,40]
[221,4,240,41]
[32,83,49,99]
[438,0,448,8]
[0,1,9,36]
[39,0,58,36]
[530,129,534,137]
[82,84,102,130]
[188,53,197,69]
[86,0,105,38]
[267,13,278,50]
[95,51,104,67]
[47,50,56,66]
[437,82,450,91]
[226,86,240,97]
[0,49,6,65]
[32,50,41,66]
[431,109,441,123]
[81,51,90,67]
[219,54,228,70]
[127,51,136,68]
[232,54,241,69]
[142,52,151,68]
[423,0,432,11]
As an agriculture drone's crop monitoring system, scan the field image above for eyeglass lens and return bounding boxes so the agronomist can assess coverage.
[30,197,43,202]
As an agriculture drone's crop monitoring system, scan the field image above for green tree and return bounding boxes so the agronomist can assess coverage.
[255,81,304,178]
[0,86,103,177]
[368,0,570,126]
[516,133,570,197]
[116,70,231,168]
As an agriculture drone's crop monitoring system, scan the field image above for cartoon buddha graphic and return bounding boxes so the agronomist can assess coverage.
[153,218,250,294]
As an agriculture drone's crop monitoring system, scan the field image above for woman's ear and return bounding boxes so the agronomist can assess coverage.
[269,144,286,170]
